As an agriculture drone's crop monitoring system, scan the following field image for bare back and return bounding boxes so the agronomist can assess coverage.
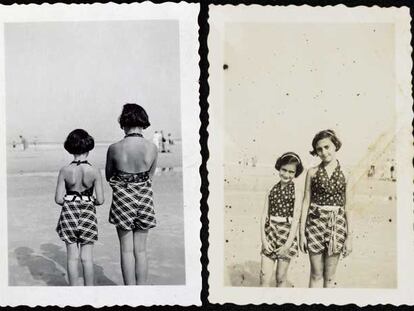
[106,136,158,180]
[63,163,97,193]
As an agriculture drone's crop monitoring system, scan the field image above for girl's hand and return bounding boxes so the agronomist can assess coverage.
[299,232,307,253]
[275,242,291,257]
[262,237,274,253]
[343,237,353,257]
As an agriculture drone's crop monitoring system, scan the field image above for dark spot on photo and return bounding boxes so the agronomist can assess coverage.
[223,64,229,70]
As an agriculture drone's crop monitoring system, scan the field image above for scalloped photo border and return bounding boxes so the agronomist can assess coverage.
[207,4,412,305]
[0,2,201,307]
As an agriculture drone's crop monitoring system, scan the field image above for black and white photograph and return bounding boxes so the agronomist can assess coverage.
[0,3,200,307]
[207,5,412,305]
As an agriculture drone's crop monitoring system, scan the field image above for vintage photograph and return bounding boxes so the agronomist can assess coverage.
[0,3,200,307]
[208,5,412,305]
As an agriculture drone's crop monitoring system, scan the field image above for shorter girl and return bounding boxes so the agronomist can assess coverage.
[55,129,104,286]
[260,152,304,287]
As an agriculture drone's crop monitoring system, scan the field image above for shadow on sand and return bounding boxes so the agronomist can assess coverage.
[14,243,117,286]
[227,260,295,287]
[227,261,261,287]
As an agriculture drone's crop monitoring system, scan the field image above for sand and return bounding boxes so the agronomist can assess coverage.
[7,142,185,286]
[224,166,397,288]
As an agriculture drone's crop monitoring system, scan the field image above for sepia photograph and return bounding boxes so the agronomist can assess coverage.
[0,3,200,307]
[208,5,412,305]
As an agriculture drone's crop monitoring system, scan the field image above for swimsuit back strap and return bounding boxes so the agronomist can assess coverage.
[124,133,143,138]
[70,160,91,166]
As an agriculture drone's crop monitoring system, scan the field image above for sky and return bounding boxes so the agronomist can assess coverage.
[5,20,181,143]
[223,22,395,171]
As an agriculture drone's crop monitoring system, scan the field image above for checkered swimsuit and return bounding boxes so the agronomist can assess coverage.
[262,181,298,260]
[109,171,156,231]
[56,192,98,245]
[305,162,347,255]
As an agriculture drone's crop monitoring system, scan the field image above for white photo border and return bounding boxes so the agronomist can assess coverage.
[207,4,413,305]
[0,2,201,307]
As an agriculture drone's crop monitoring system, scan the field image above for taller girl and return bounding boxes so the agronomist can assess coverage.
[106,104,158,285]
[299,129,352,288]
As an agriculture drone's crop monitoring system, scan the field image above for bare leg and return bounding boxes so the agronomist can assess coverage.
[133,229,148,285]
[308,253,324,288]
[66,243,80,286]
[323,253,340,288]
[260,255,275,287]
[80,243,94,286]
[117,227,136,285]
[275,259,291,287]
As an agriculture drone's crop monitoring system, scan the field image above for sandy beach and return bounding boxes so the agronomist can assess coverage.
[7,142,185,286]
[224,165,397,288]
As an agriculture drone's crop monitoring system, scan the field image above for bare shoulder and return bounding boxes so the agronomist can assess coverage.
[58,165,71,179]
[107,141,120,156]
[307,166,318,177]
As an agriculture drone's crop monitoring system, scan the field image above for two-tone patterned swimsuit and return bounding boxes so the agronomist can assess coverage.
[262,181,298,261]
[108,132,157,231]
[305,162,347,255]
[56,160,98,244]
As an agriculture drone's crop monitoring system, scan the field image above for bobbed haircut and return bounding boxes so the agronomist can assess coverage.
[64,129,94,155]
[275,152,304,177]
[119,103,150,129]
[310,129,342,156]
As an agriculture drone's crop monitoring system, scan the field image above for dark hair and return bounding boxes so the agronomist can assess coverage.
[310,129,342,156]
[119,103,150,129]
[275,152,304,177]
[64,129,94,155]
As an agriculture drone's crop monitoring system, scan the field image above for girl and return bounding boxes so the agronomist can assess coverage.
[299,129,353,288]
[260,152,304,287]
[105,103,158,285]
[55,129,104,286]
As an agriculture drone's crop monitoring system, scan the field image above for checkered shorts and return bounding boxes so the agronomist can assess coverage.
[305,205,347,255]
[56,199,97,244]
[109,179,156,231]
[261,218,298,261]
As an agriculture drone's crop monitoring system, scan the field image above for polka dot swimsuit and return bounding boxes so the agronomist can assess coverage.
[310,162,346,206]
[268,181,295,217]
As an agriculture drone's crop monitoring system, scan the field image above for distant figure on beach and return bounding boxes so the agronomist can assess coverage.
[260,152,304,287]
[19,135,28,151]
[251,156,258,167]
[33,136,38,150]
[300,129,352,288]
[152,131,161,150]
[390,162,395,181]
[367,165,376,178]
[166,133,173,153]
[168,133,174,145]
[54,129,105,286]
[160,130,166,153]
[106,103,158,285]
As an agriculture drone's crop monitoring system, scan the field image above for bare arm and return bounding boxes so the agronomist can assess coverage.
[300,169,313,236]
[94,168,105,205]
[148,144,158,179]
[285,187,303,245]
[105,145,115,181]
[344,173,353,238]
[54,169,66,205]
[260,189,270,242]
